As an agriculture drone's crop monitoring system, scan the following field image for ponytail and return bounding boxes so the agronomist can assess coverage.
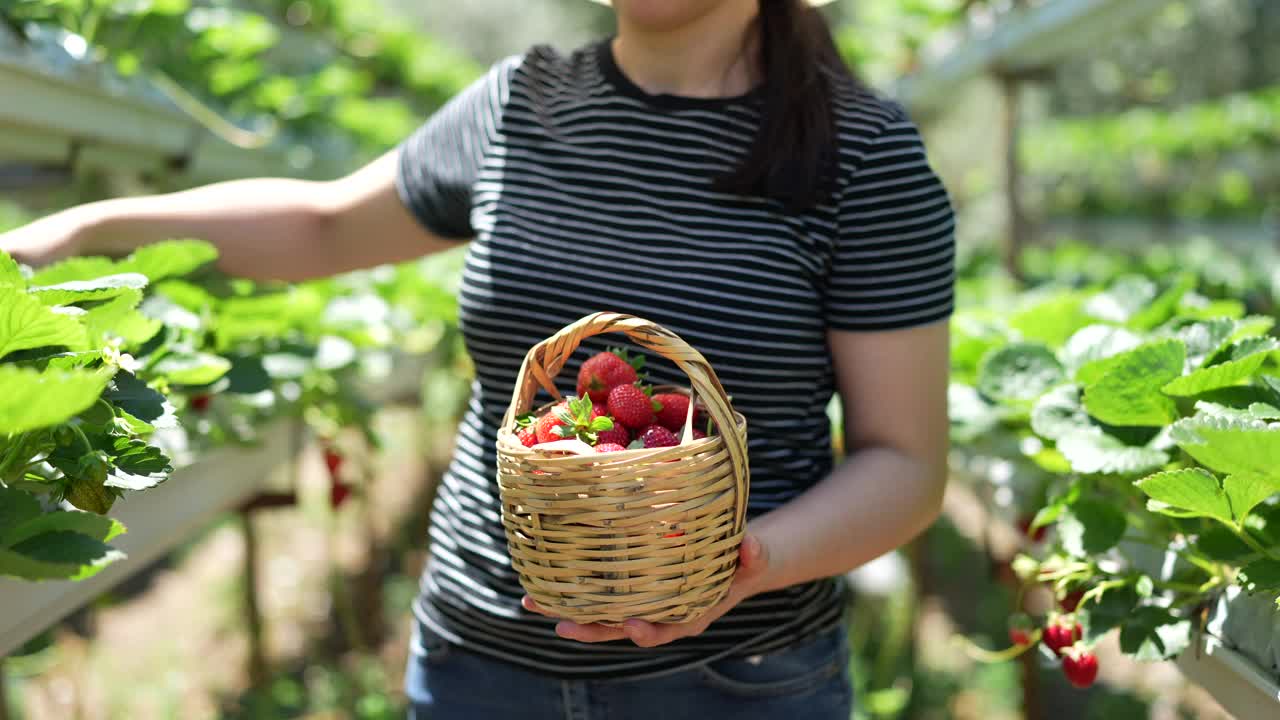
[716,0,853,211]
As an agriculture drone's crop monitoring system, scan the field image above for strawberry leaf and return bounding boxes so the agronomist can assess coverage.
[1056,427,1169,476]
[1,532,124,580]
[0,249,24,289]
[1118,607,1191,662]
[1238,559,1280,595]
[977,343,1064,407]
[1082,339,1184,427]
[1058,498,1126,556]
[152,352,232,386]
[0,366,115,434]
[1163,339,1278,397]
[1171,413,1280,482]
[0,286,88,358]
[115,239,218,281]
[589,417,613,432]
[29,273,148,306]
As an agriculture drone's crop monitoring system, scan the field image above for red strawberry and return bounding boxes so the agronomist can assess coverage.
[608,384,657,430]
[1060,589,1085,613]
[330,481,352,508]
[595,443,629,453]
[639,424,679,448]
[191,394,211,412]
[516,426,539,447]
[1018,516,1049,543]
[1008,613,1035,647]
[1043,614,1082,656]
[1061,644,1099,689]
[535,402,571,444]
[577,351,639,403]
[691,428,707,440]
[663,530,685,538]
[324,448,343,476]
[594,422,630,448]
[653,393,691,432]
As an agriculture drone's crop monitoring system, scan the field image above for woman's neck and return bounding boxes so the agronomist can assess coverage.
[612,0,761,99]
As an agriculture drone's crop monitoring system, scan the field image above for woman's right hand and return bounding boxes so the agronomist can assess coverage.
[0,209,88,267]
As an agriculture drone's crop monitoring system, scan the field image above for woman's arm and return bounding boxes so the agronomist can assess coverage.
[747,320,950,592]
[0,149,458,281]
[530,319,951,646]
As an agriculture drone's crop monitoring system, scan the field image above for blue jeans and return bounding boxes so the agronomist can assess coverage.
[404,620,854,719]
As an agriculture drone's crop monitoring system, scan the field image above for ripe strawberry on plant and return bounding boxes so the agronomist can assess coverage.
[1059,589,1086,613]
[1017,515,1048,543]
[1007,613,1036,647]
[330,481,353,508]
[577,348,643,402]
[608,384,657,430]
[323,448,344,476]
[1043,614,1083,656]
[653,392,691,432]
[191,394,211,413]
[1061,643,1099,689]
[639,424,679,448]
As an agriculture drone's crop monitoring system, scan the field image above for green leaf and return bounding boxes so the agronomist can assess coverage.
[1172,414,1280,481]
[1062,325,1142,375]
[1056,428,1169,476]
[1086,276,1156,323]
[151,352,232,386]
[1009,292,1092,346]
[1137,469,1232,526]
[0,366,115,434]
[1058,499,1127,557]
[1193,526,1255,564]
[106,437,172,484]
[222,354,273,394]
[116,239,218,281]
[2,531,124,580]
[28,257,117,286]
[82,289,162,347]
[0,249,24,289]
[1163,341,1277,397]
[0,510,126,548]
[948,384,999,443]
[1129,274,1195,330]
[0,485,42,538]
[1085,586,1141,640]
[977,343,1064,407]
[1167,318,1236,371]
[1138,468,1277,527]
[0,285,88,358]
[1082,339,1184,427]
[1031,384,1090,441]
[1119,607,1192,661]
[28,273,148,306]
[104,371,173,427]
[1238,559,1280,594]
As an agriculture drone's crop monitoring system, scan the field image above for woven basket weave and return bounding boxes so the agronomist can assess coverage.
[495,312,749,625]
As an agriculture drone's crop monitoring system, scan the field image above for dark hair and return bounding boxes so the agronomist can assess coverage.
[716,0,854,210]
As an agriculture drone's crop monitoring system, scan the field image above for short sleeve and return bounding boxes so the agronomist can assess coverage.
[395,55,522,240]
[824,104,956,332]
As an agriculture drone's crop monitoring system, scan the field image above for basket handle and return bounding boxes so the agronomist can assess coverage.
[501,312,749,533]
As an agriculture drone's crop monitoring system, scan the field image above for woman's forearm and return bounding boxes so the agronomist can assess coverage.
[748,446,947,595]
[71,178,340,281]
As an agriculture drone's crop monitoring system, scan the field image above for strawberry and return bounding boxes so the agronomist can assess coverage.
[535,402,571,444]
[1008,613,1035,647]
[516,426,539,447]
[323,448,344,476]
[663,530,685,539]
[639,424,679,448]
[1018,515,1049,543]
[190,394,211,413]
[538,396,616,444]
[608,384,657,430]
[1043,614,1082,656]
[691,428,707,440]
[577,350,641,403]
[330,480,352,508]
[595,443,629,453]
[1061,644,1099,689]
[653,393,691,432]
[594,421,630,448]
[1059,589,1085,613]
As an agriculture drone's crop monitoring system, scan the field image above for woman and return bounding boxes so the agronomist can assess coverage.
[3,0,954,717]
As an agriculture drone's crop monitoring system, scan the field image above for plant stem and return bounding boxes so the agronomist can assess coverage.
[1232,525,1280,562]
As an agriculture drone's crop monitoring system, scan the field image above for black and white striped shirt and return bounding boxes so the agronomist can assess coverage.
[396,40,955,679]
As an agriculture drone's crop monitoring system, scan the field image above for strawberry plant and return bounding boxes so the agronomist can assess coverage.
[952,268,1280,677]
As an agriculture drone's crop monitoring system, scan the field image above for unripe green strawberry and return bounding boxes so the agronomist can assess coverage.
[653,393,691,432]
[608,384,656,430]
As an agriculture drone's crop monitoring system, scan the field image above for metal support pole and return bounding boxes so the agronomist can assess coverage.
[1000,73,1028,282]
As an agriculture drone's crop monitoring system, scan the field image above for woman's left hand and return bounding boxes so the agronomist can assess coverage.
[521,532,772,647]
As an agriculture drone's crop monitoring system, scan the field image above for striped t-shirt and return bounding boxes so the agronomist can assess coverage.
[395,40,955,680]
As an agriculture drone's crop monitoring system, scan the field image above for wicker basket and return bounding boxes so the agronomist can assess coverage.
[495,312,749,625]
